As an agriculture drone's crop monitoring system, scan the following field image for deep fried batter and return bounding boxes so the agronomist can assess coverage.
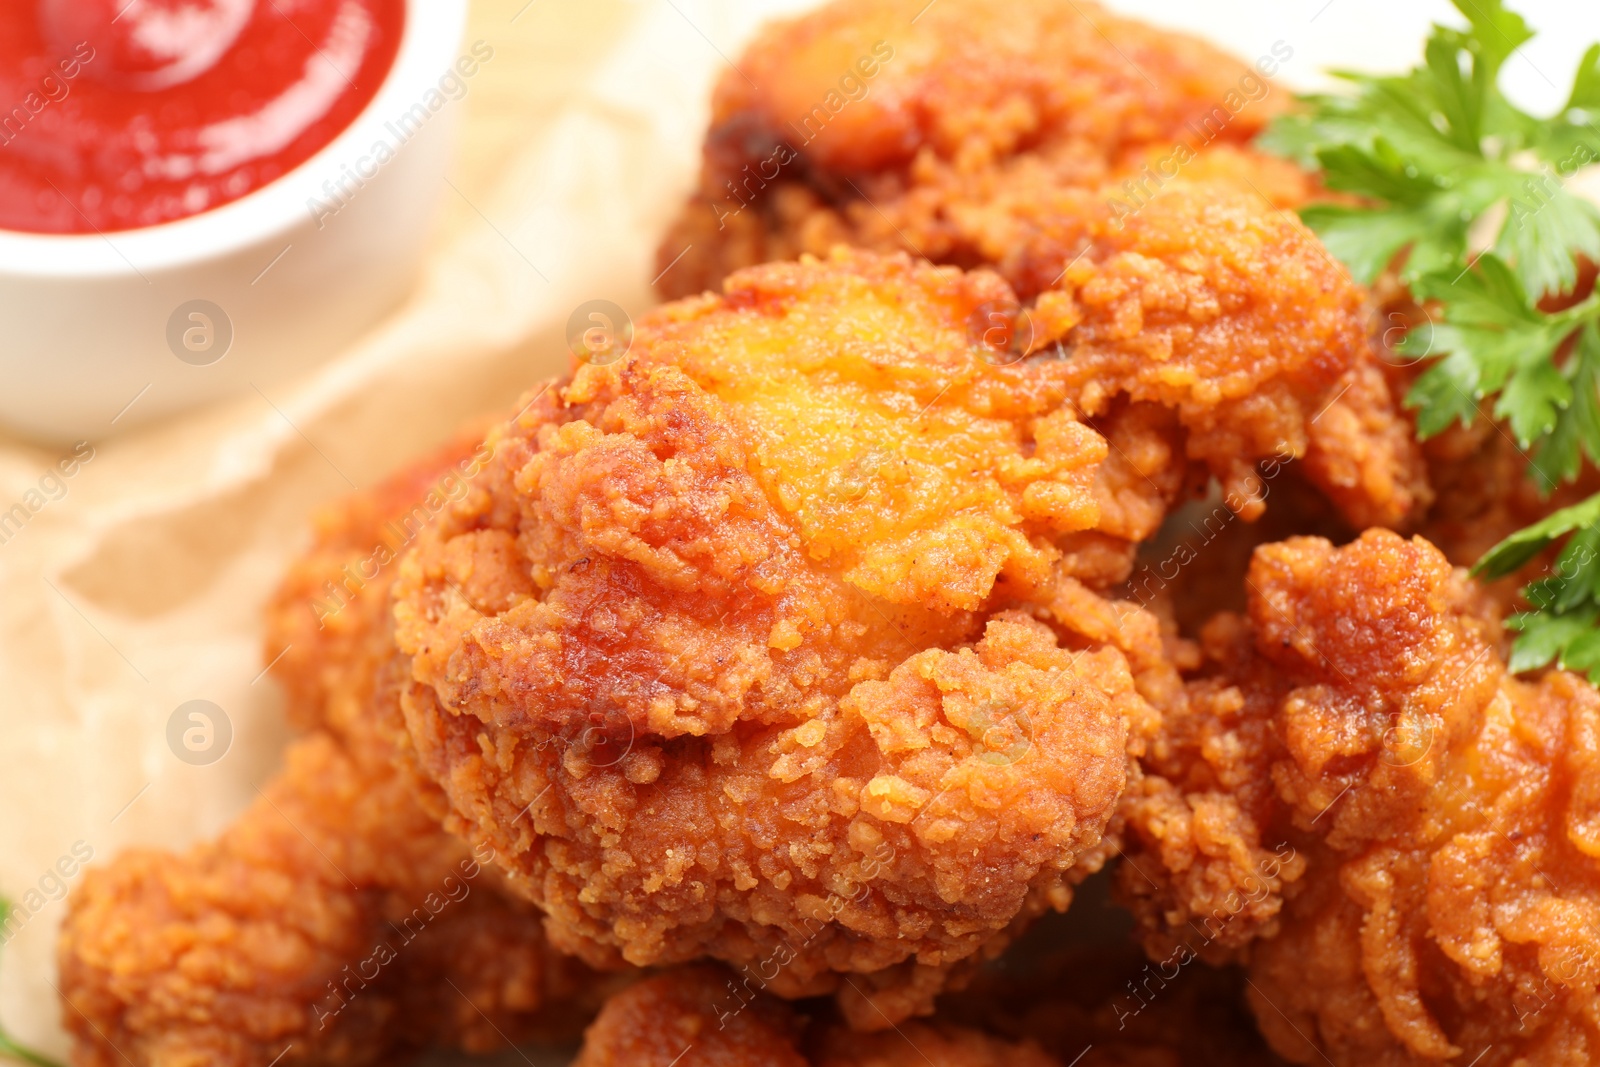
[1118,529,1600,1064]
[58,736,592,1067]
[571,965,1062,1067]
[58,447,611,1067]
[391,251,1169,1028]
[658,0,1427,534]
[673,0,1435,695]
[660,0,1298,299]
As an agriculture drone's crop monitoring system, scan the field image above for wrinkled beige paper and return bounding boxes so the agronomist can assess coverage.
[0,0,1590,1061]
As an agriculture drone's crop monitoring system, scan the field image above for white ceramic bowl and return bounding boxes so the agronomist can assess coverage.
[0,0,469,445]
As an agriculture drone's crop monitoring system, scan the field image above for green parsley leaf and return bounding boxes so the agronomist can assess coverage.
[1448,0,1533,71]
[1267,0,1600,681]
[1297,202,1457,286]
[1402,255,1589,446]
[1266,0,1600,298]
[1404,347,1483,436]
[1506,604,1600,675]
[1474,490,1600,579]
[1568,42,1600,112]
[1497,175,1600,298]
[1534,325,1600,488]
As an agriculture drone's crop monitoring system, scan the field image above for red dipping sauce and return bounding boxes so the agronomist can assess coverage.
[0,0,405,234]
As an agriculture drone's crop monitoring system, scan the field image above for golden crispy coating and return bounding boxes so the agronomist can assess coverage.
[659,0,1427,536]
[682,174,1421,533]
[1119,530,1600,1064]
[571,966,1061,1067]
[1022,181,1420,531]
[571,966,810,1067]
[58,449,611,1067]
[264,428,492,744]
[663,0,1294,297]
[391,251,1164,1027]
[58,735,594,1067]
[719,0,1278,174]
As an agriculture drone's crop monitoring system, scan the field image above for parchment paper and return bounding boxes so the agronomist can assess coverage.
[1,0,1593,1060]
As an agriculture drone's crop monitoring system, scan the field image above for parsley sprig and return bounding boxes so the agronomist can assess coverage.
[0,898,65,1067]
[1262,0,1600,678]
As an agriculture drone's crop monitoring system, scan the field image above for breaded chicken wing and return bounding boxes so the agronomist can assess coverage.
[57,448,613,1067]
[1118,529,1600,1065]
[658,0,1427,534]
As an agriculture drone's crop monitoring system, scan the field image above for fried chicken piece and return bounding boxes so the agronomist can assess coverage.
[658,2,1426,534]
[571,965,1062,1067]
[58,735,590,1067]
[58,447,612,1067]
[660,0,1299,299]
[1117,529,1600,1064]
[390,250,1180,1028]
[264,427,494,743]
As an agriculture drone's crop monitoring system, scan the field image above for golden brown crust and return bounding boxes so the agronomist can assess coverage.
[1119,529,1600,1064]
[662,0,1289,298]
[57,735,598,1067]
[389,251,1164,1028]
[263,428,493,742]
[658,0,1429,536]
[58,447,616,1067]
[572,966,810,1067]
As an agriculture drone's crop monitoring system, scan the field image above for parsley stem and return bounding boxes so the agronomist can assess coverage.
[0,1033,64,1067]
[1547,294,1600,332]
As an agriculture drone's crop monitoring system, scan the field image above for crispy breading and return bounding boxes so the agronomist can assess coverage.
[390,251,1163,1028]
[660,0,1295,298]
[571,965,1062,1067]
[264,429,492,743]
[57,448,613,1067]
[571,966,811,1067]
[658,0,1427,535]
[58,735,595,1067]
[1118,529,1600,1064]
